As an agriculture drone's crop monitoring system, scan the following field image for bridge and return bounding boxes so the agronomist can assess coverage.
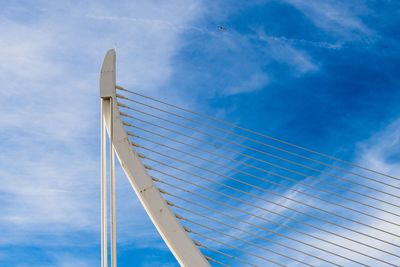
[100,49,400,267]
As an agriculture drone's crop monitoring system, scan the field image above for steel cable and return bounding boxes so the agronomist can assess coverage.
[137,146,400,242]
[121,115,400,218]
[118,103,400,204]
[117,93,400,190]
[149,164,400,262]
[133,134,400,231]
[154,178,396,266]
[171,204,342,266]
[116,87,400,182]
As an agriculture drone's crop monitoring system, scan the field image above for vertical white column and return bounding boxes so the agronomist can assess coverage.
[101,99,108,267]
[100,49,117,267]
[110,99,117,267]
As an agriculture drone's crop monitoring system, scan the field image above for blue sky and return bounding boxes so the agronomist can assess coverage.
[0,0,399,266]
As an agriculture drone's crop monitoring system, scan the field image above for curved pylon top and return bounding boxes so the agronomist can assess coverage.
[100,49,210,267]
[100,49,116,99]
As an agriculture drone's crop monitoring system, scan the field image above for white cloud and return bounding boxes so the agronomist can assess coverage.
[51,255,97,267]
[356,118,400,175]
[256,31,318,75]
[225,73,269,95]
[283,0,373,41]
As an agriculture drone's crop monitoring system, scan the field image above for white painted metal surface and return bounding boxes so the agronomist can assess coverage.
[100,49,210,267]
[110,99,117,267]
[100,48,117,267]
[100,99,108,267]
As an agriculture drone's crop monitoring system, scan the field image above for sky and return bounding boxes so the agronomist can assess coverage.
[0,0,400,266]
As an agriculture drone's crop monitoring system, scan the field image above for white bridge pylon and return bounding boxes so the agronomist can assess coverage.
[99,49,210,267]
[100,49,400,267]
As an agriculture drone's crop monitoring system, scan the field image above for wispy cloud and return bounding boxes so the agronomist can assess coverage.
[256,31,318,75]
[225,73,270,95]
[283,0,373,41]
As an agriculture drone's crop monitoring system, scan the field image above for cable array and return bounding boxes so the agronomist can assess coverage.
[117,88,400,266]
